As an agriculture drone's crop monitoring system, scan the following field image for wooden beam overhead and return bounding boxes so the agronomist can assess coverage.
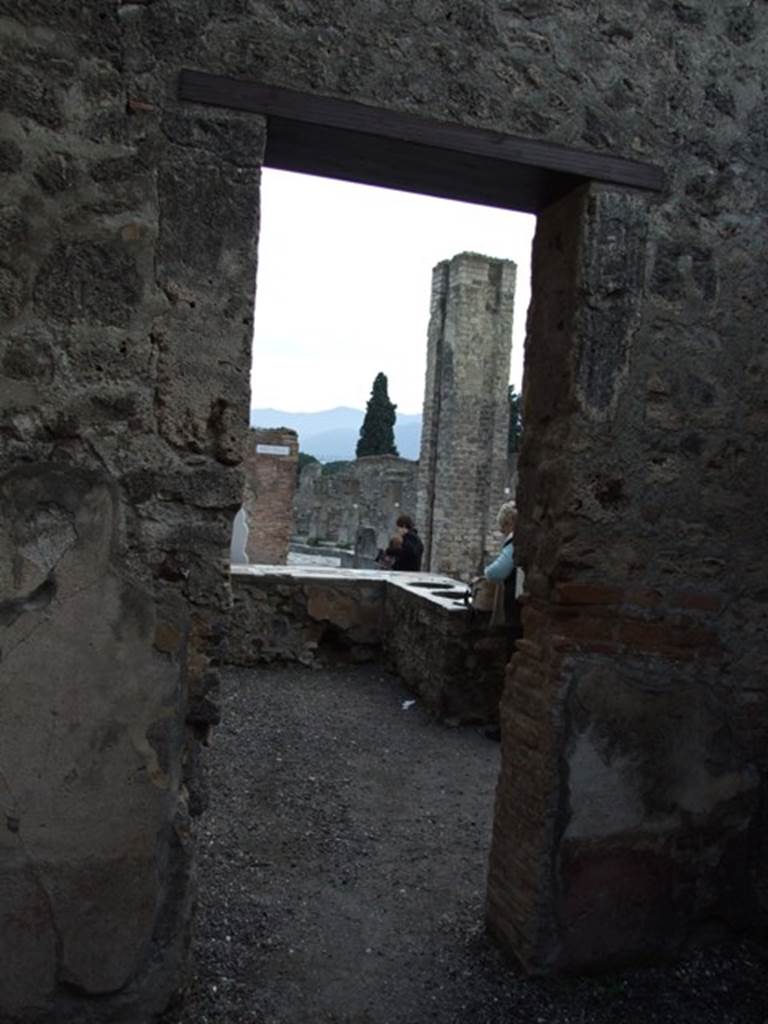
[178,69,665,214]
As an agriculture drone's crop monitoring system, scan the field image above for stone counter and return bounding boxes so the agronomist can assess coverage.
[228,566,507,722]
[228,566,388,666]
[383,580,508,724]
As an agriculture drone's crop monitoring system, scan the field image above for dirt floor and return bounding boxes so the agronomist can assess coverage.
[161,664,768,1024]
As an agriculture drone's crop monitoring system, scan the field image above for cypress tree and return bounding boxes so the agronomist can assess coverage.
[356,372,399,457]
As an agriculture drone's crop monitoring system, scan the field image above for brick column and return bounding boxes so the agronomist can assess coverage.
[242,428,299,564]
[486,185,758,970]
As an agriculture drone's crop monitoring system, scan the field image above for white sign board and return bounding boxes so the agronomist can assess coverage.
[255,444,291,456]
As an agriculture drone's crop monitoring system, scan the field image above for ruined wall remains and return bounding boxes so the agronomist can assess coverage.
[383,580,508,724]
[0,7,262,1020]
[294,454,418,550]
[242,427,298,564]
[229,567,506,723]
[3,1,768,1018]
[487,177,768,970]
[229,566,386,665]
[416,252,516,581]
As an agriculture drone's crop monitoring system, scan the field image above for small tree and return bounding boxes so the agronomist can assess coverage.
[508,384,522,456]
[356,372,399,457]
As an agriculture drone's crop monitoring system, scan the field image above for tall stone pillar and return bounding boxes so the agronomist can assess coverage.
[415,252,516,580]
[0,11,263,1020]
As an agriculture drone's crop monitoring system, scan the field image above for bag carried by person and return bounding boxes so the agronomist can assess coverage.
[465,576,509,628]
[465,577,499,613]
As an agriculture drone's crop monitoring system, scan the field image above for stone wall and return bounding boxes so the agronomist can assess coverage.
[416,252,516,580]
[384,580,509,724]
[242,427,298,564]
[0,7,262,1020]
[487,181,768,969]
[229,567,387,666]
[3,1,768,1017]
[229,567,507,723]
[294,454,418,550]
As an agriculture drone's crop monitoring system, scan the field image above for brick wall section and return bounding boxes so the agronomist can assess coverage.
[416,252,516,581]
[0,9,263,1018]
[242,427,298,564]
[486,185,761,971]
[228,567,506,723]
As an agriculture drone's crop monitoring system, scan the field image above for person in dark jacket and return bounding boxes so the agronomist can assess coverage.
[389,514,423,571]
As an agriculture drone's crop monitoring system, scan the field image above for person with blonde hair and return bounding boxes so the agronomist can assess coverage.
[481,500,521,740]
[483,500,522,648]
[484,501,518,585]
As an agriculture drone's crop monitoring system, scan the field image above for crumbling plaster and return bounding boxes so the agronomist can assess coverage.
[1,1,767,1019]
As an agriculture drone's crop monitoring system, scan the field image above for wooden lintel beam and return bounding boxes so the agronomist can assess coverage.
[178,69,665,209]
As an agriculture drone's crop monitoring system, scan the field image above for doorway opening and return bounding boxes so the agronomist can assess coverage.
[238,167,535,576]
[176,69,668,985]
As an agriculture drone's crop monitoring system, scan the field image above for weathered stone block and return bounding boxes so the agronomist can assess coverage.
[34,242,143,327]
[0,265,28,321]
[0,138,23,173]
[0,466,189,1017]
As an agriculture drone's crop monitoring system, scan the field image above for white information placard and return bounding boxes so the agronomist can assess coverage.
[255,444,291,456]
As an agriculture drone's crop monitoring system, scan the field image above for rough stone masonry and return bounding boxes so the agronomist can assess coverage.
[294,453,418,552]
[1,2,767,1021]
[416,251,516,580]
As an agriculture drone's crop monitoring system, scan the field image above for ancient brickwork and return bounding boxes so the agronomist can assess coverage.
[416,253,516,581]
[294,454,418,550]
[242,427,298,564]
[487,183,766,969]
[3,1,768,1018]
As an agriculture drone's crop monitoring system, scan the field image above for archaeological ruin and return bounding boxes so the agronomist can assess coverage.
[294,453,418,558]
[241,426,298,564]
[416,251,517,580]
[2,2,768,1020]
[290,252,518,578]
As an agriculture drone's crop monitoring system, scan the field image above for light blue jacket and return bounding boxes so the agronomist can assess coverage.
[484,537,515,582]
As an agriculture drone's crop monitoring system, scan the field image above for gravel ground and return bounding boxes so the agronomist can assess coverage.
[161,664,768,1024]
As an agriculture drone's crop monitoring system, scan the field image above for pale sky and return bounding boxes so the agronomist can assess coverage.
[250,168,536,415]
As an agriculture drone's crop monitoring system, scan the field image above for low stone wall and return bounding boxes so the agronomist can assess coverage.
[229,567,386,666]
[228,566,508,723]
[384,582,509,723]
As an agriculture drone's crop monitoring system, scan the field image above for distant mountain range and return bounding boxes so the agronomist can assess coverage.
[250,406,422,462]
